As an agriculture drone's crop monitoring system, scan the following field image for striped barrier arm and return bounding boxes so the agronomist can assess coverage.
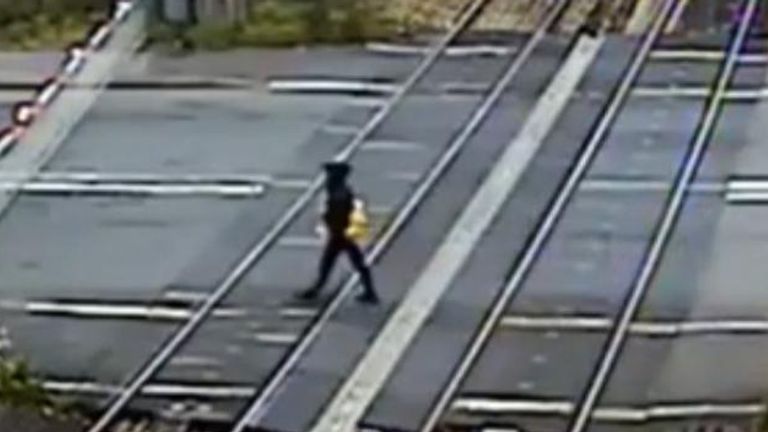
[0,0,139,159]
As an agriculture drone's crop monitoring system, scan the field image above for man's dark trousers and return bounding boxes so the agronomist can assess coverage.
[306,229,376,299]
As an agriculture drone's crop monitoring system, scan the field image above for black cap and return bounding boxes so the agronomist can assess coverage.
[323,161,351,178]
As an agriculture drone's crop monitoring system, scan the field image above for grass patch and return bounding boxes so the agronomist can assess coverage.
[0,0,100,50]
[0,328,79,421]
[0,358,51,410]
[240,0,309,46]
[0,14,92,50]
[149,0,403,51]
[0,0,404,51]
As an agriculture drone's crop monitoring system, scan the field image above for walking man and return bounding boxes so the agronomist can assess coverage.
[297,162,379,304]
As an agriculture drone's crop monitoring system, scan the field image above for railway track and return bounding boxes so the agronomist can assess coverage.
[75,1,601,431]
[406,0,767,431]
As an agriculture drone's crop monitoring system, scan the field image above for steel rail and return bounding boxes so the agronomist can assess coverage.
[230,0,575,430]
[85,0,496,430]
[419,0,686,430]
[567,1,759,431]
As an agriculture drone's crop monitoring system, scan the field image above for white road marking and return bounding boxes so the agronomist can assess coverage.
[725,179,768,203]
[501,316,611,331]
[453,398,572,415]
[269,80,398,95]
[269,79,494,96]
[163,291,315,320]
[169,356,223,367]
[0,171,309,190]
[501,315,768,335]
[0,181,265,197]
[4,300,248,321]
[726,192,768,203]
[361,140,426,152]
[365,42,515,57]
[14,291,308,324]
[43,381,255,399]
[310,34,602,432]
[252,332,299,345]
[279,307,317,319]
[580,178,724,193]
[727,179,768,190]
[633,87,768,99]
[650,50,768,64]
[162,290,208,303]
[0,171,271,183]
[451,397,765,421]
[722,89,768,101]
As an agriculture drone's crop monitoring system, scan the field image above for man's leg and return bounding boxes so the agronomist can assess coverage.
[343,239,378,303]
[299,235,342,299]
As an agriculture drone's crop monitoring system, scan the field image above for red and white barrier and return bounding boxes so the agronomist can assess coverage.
[0,126,24,157]
[36,78,64,108]
[0,0,136,158]
[88,20,114,50]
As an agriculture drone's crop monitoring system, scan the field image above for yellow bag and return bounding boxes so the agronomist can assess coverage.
[345,199,370,245]
[314,198,370,245]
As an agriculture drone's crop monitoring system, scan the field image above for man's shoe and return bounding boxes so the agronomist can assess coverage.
[356,292,379,305]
